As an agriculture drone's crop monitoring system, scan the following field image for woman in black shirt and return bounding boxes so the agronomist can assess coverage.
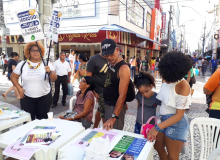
[2,52,20,100]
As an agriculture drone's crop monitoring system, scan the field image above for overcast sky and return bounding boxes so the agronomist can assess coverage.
[162,0,219,52]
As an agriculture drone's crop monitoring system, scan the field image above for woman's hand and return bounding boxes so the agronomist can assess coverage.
[45,66,51,73]
[147,127,158,142]
[17,86,25,98]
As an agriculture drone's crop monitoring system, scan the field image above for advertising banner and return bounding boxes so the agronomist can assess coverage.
[16,8,44,43]
[47,10,62,43]
[162,12,166,32]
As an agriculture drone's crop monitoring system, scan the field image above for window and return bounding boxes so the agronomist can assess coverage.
[146,13,151,32]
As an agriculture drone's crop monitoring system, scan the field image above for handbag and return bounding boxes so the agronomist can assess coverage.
[150,64,155,70]
[191,74,196,84]
[67,83,74,95]
[140,96,157,138]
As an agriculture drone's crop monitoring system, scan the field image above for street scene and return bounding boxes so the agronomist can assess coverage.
[0,0,220,160]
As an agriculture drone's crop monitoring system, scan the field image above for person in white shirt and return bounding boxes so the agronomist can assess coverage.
[69,50,75,73]
[52,51,71,108]
[11,41,57,120]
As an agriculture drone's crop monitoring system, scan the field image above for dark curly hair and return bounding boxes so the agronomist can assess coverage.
[158,52,192,83]
[134,72,156,88]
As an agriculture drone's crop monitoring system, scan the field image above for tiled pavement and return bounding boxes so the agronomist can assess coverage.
[0,68,212,159]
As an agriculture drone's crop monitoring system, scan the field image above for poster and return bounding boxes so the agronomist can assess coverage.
[16,7,44,43]
[109,136,147,160]
[47,9,62,42]
[75,128,118,148]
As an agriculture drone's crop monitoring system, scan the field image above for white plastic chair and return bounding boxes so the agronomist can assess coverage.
[190,118,220,160]
[207,149,220,160]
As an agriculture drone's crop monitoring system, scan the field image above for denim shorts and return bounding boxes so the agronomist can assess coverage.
[155,67,159,71]
[160,114,189,142]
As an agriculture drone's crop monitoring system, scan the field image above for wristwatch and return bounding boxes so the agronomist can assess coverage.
[48,71,52,75]
[111,113,119,119]
[155,124,161,132]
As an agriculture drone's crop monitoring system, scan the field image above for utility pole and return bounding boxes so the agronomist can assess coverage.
[0,0,7,55]
[180,33,183,52]
[202,22,206,57]
[167,5,172,52]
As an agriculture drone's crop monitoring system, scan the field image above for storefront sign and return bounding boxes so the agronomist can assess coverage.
[107,31,120,42]
[53,0,95,18]
[126,0,144,28]
[16,8,44,43]
[120,32,132,45]
[47,10,62,42]
[162,12,166,32]
[58,31,106,43]
[150,8,162,50]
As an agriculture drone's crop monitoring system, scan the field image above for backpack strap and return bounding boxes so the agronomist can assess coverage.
[20,60,27,84]
[142,96,144,125]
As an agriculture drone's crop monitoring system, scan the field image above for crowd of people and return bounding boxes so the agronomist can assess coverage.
[2,38,220,159]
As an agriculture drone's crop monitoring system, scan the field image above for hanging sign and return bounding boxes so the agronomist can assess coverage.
[47,10,62,43]
[16,8,44,43]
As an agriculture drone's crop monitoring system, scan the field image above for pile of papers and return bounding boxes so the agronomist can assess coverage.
[3,126,61,160]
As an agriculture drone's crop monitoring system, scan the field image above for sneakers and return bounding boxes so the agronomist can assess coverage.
[51,104,57,108]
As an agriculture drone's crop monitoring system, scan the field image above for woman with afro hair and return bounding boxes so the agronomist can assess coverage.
[147,52,192,160]
[11,41,57,120]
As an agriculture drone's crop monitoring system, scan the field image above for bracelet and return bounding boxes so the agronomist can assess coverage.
[155,124,161,132]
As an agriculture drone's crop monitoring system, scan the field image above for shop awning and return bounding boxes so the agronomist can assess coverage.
[99,24,135,34]
[136,33,160,44]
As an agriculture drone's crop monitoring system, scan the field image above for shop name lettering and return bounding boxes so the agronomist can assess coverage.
[59,33,97,41]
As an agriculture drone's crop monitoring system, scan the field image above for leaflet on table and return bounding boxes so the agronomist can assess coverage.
[75,128,118,148]
[109,135,147,160]
[13,128,61,149]
[3,138,41,160]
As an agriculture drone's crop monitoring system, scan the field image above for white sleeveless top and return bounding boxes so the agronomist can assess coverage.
[157,80,191,115]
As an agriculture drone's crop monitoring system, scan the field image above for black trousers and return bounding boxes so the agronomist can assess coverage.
[20,92,52,120]
[3,64,7,74]
[53,75,68,105]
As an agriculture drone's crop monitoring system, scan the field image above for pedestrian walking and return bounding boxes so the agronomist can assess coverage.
[102,39,131,130]
[69,49,75,72]
[133,72,161,134]
[77,54,87,81]
[86,49,108,128]
[204,68,220,119]
[202,58,208,76]
[147,52,191,160]
[0,53,4,68]
[2,52,20,100]
[2,55,8,75]
[150,57,155,74]
[52,51,71,108]
[192,55,198,68]
[130,56,136,79]
[140,55,150,72]
[184,55,194,89]
[198,57,202,75]
[211,56,218,75]
[10,41,57,120]
[59,76,95,129]
[71,54,81,84]
[137,57,142,73]
[65,53,71,65]
[154,57,160,78]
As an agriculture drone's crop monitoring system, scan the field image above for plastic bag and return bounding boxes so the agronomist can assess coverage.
[67,83,74,95]
[83,136,109,160]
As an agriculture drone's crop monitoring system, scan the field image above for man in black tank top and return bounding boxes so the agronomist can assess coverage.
[101,39,130,130]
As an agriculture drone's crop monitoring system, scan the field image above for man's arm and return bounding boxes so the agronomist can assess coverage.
[103,65,130,130]
[86,71,92,77]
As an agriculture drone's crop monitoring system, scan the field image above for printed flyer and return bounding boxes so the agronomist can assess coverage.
[109,136,147,160]
[75,128,118,148]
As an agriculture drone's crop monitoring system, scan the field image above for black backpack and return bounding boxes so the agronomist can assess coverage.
[125,79,135,102]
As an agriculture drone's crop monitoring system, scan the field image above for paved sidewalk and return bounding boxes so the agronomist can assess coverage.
[0,68,212,159]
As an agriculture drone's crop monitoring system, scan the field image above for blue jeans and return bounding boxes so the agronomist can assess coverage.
[130,66,136,79]
[134,122,142,134]
[212,66,217,75]
[160,114,189,142]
